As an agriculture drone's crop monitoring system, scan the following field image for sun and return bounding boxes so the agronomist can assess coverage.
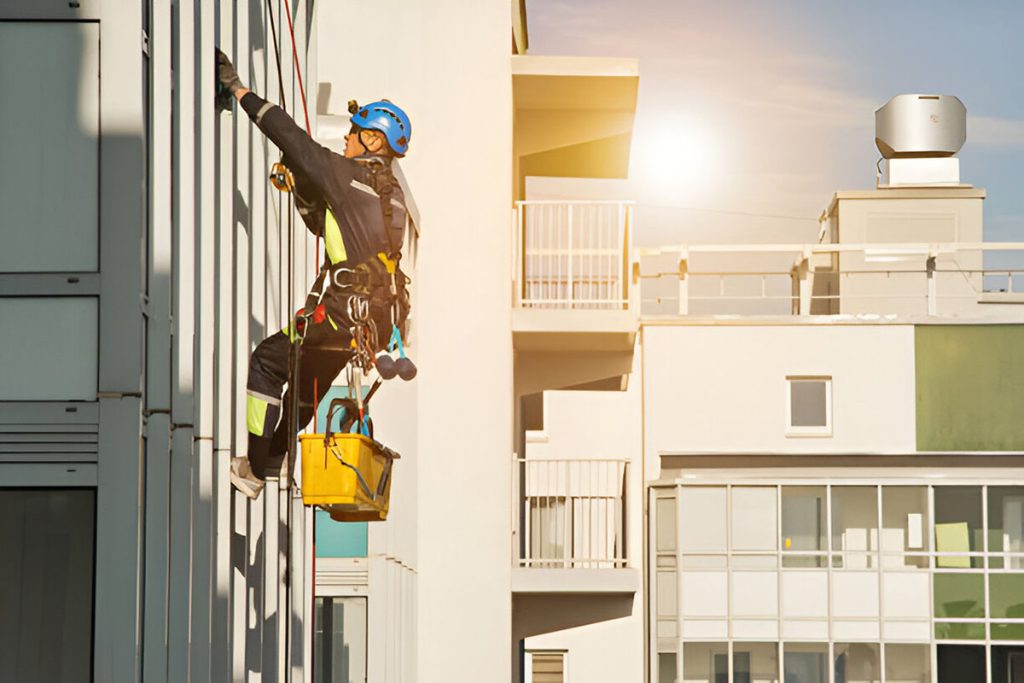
[629,112,719,203]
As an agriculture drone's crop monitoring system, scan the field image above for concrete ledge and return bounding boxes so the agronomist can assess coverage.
[513,308,638,351]
[511,567,640,594]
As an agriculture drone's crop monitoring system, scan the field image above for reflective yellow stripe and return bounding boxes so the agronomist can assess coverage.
[326,314,339,331]
[324,208,347,264]
[246,395,269,436]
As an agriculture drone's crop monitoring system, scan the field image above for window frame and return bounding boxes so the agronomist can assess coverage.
[784,375,833,438]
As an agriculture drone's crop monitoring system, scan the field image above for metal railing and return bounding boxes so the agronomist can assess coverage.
[513,200,633,310]
[512,457,629,569]
[635,242,1024,317]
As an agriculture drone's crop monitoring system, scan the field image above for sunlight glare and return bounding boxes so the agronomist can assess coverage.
[630,113,719,202]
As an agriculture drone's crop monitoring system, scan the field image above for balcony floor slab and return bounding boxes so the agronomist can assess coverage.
[511,567,639,594]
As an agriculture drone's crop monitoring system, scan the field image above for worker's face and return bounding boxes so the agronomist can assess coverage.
[344,127,387,158]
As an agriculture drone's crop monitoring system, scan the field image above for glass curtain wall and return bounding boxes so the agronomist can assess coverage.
[651,482,1024,683]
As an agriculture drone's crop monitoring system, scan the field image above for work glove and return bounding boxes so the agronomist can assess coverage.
[215,48,244,94]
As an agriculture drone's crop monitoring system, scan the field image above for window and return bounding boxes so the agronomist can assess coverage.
[988,487,1024,568]
[0,489,96,681]
[0,22,99,272]
[834,643,879,683]
[528,651,565,683]
[884,644,930,683]
[831,487,878,569]
[784,644,828,683]
[881,486,929,568]
[786,377,832,436]
[683,642,728,683]
[937,645,984,683]
[934,486,983,568]
[782,486,827,567]
[0,298,98,401]
[657,652,677,683]
[313,597,367,683]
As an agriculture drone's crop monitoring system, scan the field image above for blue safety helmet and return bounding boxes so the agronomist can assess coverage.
[350,100,412,157]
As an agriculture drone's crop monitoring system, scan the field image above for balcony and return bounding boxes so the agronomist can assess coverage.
[511,457,637,595]
[636,242,1024,319]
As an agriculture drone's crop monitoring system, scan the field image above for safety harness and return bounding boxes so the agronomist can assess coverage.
[293,156,411,352]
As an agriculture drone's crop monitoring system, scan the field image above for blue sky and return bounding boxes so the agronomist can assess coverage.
[527,0,1024,248]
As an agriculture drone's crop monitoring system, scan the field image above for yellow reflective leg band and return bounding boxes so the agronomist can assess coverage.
[246,395,269,436]
[324,208,348,265]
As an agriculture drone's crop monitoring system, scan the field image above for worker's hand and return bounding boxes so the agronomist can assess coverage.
[216,48,244,94]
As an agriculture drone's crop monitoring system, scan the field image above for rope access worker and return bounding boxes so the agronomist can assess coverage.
[215,49,413,500]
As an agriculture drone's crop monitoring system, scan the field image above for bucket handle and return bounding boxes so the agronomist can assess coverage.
[327,444,395,502]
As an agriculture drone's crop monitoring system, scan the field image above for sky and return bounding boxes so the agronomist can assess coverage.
[527,0,1024,249]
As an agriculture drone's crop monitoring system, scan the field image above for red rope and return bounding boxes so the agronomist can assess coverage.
[281,0,312,136]
[278,0,320,273]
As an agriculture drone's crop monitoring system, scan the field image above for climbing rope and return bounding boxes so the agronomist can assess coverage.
[265,0,319,266]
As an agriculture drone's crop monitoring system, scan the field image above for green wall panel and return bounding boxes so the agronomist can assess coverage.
[916,325,1024,451]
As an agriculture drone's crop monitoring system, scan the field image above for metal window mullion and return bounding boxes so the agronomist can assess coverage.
[928,486,937,683]
[876,485,884,648]
[677,485,685,683]
[983,485,992,683]
[826,484,833,649]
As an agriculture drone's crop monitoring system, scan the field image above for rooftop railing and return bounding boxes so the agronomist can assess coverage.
[513,200,633,310]
[635,242,1024,317]
[512,457,629,569]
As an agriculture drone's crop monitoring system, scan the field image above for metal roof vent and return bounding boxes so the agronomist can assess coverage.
[875,94,966,159]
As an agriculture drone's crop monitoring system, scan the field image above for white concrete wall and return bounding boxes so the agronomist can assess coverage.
[317,2,514,680]
[834,195,984,316]
[523,351,645,683]
[526,616,644,683]
[643,324,917,480]
[525,388,640,462]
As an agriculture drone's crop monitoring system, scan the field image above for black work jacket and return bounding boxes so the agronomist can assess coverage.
[240,92,407,271]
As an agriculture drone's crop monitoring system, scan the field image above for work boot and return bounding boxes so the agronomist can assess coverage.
[230,457,265,500]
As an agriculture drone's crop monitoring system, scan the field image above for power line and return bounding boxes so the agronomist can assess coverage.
[638,202,820,222]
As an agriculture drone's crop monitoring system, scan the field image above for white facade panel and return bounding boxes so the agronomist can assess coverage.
[644,325,917,459]
[682,572,729,617]
[681,619,728,639]
[0,22,99,273]
[832,572,880,619]
[781,620,829,640]
[832,620,880,641]
[881,620,931,642]
[882,572,931,619]
[781,571,828,618]
[681,487,727,552]
[731,572,778,618]
[731,619,779,640]
[0,297,97,400]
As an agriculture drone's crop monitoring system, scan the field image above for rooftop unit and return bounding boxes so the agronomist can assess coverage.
[875,95,967,187]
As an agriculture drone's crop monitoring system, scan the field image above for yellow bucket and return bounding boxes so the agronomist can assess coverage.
[299,432,399,519]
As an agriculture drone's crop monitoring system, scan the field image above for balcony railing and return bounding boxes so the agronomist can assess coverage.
[513,200,633,310]
[512,457,629,569]
[636,242,1024,317]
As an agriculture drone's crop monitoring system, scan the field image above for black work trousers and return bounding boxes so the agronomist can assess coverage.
[245,318,353,479]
